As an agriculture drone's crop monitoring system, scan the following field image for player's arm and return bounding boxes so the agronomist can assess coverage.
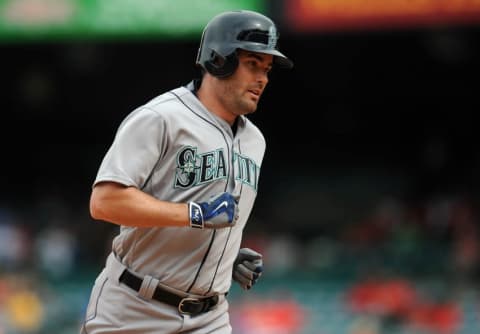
[90,181,239,229]
[90,181,188,228]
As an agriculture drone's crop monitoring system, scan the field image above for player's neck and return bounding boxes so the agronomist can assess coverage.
[197,79,236,126]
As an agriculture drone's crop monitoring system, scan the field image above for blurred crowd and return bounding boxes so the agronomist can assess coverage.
[0,189,479,333]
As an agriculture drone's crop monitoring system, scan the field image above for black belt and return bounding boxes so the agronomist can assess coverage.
[119,269,219,315]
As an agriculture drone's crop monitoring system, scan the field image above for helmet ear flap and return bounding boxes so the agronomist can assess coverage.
[204,51,239,78]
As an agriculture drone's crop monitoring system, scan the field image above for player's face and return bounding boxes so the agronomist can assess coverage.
[218,50,273,116]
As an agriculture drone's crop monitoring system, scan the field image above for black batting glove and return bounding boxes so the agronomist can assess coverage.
[232,248,263,290]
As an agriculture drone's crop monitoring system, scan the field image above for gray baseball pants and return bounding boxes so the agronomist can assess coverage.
[80,253,231,334]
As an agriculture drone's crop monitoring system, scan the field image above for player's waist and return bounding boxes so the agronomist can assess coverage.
[104,252,227,314]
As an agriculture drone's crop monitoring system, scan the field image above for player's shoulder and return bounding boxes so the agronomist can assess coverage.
[141,89,181,111]
[241,116,266,144]
[139,86,191,115]
[117,91,176,127]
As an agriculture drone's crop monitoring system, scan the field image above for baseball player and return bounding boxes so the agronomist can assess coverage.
[80,10,293,334]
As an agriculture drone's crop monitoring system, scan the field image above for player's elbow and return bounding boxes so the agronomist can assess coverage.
[90,190,106,221]
[89,182,117,221]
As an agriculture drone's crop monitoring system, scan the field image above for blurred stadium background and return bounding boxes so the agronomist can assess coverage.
[1,0,480,333]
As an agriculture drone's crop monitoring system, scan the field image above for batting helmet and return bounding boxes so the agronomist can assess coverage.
[196,10,293,78]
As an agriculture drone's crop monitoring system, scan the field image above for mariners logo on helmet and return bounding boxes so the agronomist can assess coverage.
[268,25,278,49]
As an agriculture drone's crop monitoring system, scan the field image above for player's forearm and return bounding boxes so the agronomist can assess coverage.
[90,182,189,228]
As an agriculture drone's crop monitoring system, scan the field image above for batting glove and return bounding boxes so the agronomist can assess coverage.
[188,192,239,229]
[232,248,263,290]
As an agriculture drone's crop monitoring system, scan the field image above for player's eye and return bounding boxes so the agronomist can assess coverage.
[246,60,270,74]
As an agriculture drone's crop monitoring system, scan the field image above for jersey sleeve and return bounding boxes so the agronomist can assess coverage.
[94,107,166,189]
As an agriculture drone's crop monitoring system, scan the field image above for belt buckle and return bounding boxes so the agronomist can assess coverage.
[178,297,202,315]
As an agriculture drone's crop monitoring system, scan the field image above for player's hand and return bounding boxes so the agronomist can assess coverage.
[232,248,263,290]
[188,192,239,229]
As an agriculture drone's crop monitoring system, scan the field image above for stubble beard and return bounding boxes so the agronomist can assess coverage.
[221,83,257,116]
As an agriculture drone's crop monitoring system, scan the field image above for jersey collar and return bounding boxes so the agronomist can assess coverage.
[181,80,246,132]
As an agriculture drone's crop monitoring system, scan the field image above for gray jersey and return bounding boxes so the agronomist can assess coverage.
[94,81,266,296]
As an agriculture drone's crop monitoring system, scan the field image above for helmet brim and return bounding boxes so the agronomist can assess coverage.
[239,46,293,69]
[270,50,294,69]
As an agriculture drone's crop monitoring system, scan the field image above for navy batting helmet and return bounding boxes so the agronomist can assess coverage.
[196,10,293,78]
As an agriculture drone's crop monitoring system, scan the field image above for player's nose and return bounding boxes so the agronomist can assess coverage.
[257,72,268,86]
